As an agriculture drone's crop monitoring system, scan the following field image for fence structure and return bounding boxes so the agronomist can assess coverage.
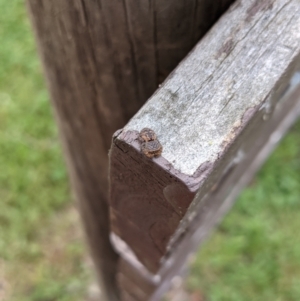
[27,0,300,300]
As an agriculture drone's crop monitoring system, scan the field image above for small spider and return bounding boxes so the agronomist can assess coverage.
[139,128,162,158]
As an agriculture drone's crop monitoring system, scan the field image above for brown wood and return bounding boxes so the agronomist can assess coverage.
[109,0,300,299]
[110,132,197,273]
[26,0,235,300]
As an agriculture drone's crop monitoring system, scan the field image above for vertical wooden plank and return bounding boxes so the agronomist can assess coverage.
[26,2,121,300]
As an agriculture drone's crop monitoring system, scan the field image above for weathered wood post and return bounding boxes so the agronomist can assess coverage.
[109,0,300,299]
[26,1,234,300]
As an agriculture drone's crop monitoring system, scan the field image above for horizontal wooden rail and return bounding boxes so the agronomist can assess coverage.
[109,0,300,299]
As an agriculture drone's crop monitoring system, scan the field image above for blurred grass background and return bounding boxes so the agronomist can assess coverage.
[0,1,300,301]
[0,1,93,300]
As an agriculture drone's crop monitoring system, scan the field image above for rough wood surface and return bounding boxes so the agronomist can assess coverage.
[109,0,300,299]
[152,78,300,301]
[124,0,300,176]
[26,0,235,300]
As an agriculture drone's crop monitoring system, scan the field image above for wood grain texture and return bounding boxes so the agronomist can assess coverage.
[151,79,300,301]
[125,0,300,176]
[110,0,300,299]
[26,0,235,299]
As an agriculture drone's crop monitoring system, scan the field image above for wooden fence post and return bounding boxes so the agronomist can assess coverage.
[25,1,235,300]
[109,0,300,299]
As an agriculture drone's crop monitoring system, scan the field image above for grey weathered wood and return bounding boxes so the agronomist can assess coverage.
[26,0,235,300]
[124,0,300,176]
[109,0,300,299]
[153,78,300,301]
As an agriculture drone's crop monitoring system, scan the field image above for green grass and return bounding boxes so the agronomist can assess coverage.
[0,1,90,300]
[1,1,300,301]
